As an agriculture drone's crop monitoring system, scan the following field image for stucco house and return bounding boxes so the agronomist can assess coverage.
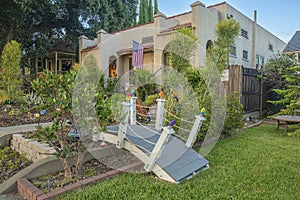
[78,1,286,78]
[282,31,300,61]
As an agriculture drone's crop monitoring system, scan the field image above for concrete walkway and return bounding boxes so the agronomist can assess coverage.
[0,122,52,135]
[0,122,52,148]
[0,122,53,196]
[0,193,24,200]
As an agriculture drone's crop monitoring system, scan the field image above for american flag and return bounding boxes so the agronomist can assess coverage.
[132,40,144,69]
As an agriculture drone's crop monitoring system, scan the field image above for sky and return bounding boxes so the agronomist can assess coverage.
[157,0,299,43]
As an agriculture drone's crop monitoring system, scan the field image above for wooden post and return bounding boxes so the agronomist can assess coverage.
[144,126,174,172]
[55,52,58,74]
[186,115,205,148]
[116,102,131,149]
[130,97,137,125]
[155,99,166,130]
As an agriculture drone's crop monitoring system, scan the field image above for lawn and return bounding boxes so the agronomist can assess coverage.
[59,124,300,200]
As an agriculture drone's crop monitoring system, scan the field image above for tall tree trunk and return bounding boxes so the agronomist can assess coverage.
[6,26,13,42]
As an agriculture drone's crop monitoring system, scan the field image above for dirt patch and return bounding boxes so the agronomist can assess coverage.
[0,104,53,127]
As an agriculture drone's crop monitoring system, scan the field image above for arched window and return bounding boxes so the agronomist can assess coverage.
[206,40,213,56]
[163,43,173,66]
[109,56,117,78]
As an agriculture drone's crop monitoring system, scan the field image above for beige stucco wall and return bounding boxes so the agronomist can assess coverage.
[224,3,286,68]
[79,1,286,75]
[255,24,286,61]
[198,4,220,67]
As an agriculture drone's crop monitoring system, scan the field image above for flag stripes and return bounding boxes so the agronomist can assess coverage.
[132,41,144,69]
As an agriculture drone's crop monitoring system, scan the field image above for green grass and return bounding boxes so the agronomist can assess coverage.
[59,124,300,200]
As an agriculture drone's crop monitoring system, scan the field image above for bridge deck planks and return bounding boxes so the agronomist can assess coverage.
[106,125,208,183]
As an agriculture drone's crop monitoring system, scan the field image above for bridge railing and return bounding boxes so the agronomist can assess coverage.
[119,96,205,171]
[129,96,205,147]
[116,102,132,149]
[144,126,174,172]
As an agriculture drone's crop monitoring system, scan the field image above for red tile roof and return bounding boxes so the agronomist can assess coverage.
[160,22,192,33]
[118,44,154,54]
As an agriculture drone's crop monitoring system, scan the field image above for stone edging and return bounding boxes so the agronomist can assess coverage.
[18,162,143,200]
[11,134,56,162]
[0,122,52,149]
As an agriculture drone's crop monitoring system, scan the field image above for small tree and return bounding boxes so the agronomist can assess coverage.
[31,70,82,179]
[164,19,242,140]
[129,69,155,101]
[208,18,240,71]
[269,65,300,115]
[264,54,297,92]
[166,27,198,73]
[0,40,22,101]
[207,18,243,136]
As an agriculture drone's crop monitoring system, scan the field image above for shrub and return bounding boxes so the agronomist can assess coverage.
[223,92,244,135]
[145,94,159,106]
[0,40,22,101]
[23,91,44,106]
[0,89,7,104]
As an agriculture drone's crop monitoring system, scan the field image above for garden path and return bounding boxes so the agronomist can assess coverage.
[0,122,52,136]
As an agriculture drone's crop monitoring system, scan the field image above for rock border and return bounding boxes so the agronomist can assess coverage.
[18,162,143,200]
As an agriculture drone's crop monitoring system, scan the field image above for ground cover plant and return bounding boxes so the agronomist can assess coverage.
[31,159,112,193]
[0,146,32,184]
[58,124,300,200]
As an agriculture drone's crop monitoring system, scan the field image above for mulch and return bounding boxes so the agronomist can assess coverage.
[31,159,113,193]
[0,104,53,127]
[0,147,33,184]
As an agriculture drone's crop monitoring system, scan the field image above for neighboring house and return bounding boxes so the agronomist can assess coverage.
[78,1,286,78]
[30,41,76,75]
[282,31,300,61]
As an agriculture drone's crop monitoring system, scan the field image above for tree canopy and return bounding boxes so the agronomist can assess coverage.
[208,18,240,71]
[139,0,158,24]
[0,0,138,60]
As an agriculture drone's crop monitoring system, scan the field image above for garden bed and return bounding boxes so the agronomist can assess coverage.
[12,130,143,193]
[31,159,112,193]
[0,104,53,127]
[0,146,32,184]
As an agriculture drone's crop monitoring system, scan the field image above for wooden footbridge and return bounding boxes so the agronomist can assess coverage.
[92,97,209,183]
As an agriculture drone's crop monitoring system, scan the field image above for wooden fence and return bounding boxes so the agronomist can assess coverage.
[225,65,265,114]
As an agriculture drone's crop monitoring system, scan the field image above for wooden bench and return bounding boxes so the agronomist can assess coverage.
[272,115,300,134]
